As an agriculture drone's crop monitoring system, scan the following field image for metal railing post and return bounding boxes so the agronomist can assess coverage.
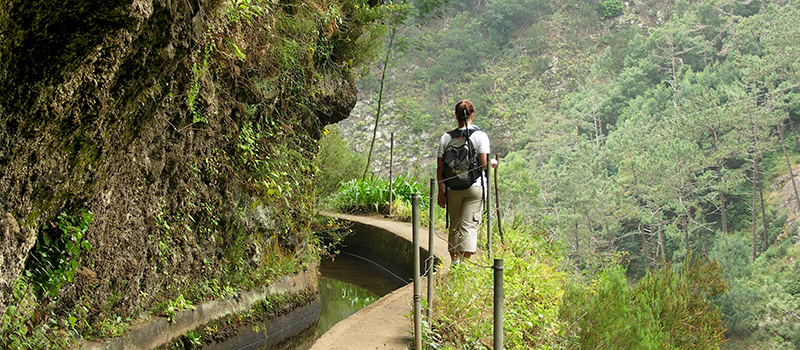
[413,194,422,350]
[494,258,504,350]
[387,133,394,217]
[427,178,436,319]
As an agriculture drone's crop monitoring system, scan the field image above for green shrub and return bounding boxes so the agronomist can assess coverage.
[786,280,800,296]
[599,0,624,18]
[563,255,728,348]
[315,125,368,197]
[716,278,758,336]
[0,280,69,350]
[562,267,667,349]
[637,255,728,348]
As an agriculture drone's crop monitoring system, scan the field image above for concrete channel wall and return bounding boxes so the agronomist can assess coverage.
[311,213,451,350]
[85,213,448,350]
[85,266,319,350]
[339,220,416,285]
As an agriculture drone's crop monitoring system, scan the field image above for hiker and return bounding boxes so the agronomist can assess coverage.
[436,100,497,265]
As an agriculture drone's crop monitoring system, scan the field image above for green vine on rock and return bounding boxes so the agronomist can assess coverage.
[25,210,94,300]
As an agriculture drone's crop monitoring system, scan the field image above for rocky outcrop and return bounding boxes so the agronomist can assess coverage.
[0,0,364,331]
[0,213,36,313]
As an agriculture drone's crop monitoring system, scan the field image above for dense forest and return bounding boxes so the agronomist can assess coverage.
[326,0,800,347]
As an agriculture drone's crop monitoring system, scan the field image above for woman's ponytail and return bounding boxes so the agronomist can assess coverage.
[455,100,474,126]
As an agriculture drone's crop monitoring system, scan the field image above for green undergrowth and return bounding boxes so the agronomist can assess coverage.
[425,224,569,349]
[1,210,97,350]
[156,289,319,350]
[0,280,70,350]
[562,255,728,349]
[719,236,800,349]
[424,223,730,349]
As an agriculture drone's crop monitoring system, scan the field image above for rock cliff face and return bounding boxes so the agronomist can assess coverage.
[0,0,370,337]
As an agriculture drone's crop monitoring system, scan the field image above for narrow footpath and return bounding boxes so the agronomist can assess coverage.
[311,213,451,350]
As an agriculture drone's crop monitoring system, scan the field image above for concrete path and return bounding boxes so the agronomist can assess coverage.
[311,213,451,350]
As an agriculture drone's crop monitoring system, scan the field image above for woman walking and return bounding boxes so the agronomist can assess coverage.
[436,100,497,264]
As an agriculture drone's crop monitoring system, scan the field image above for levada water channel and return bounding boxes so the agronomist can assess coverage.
[203,252,407,350]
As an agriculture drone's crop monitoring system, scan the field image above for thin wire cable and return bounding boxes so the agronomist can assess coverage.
[342,251,408,284]
[431,220,498,270]
[458,255,494,269]
[421,255,440,277]
[438,165,489,187]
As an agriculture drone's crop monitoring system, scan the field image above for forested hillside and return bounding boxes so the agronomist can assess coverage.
[334,0,800,347]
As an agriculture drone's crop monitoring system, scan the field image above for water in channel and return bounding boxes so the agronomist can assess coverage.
[205,252,404,349]
[316,252,403,336]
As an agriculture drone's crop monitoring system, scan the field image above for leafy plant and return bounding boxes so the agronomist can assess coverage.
[184,330,203,348]
[156,294,196,323]
[187,59,209,124]
[330,175,424,214]
[87,314,130,338]
[25,210,94,299]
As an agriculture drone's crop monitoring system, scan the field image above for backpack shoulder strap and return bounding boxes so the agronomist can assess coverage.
[447,129,461,138]
[448,127,476,139]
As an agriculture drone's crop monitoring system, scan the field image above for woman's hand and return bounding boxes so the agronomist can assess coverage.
[437,190,446,208]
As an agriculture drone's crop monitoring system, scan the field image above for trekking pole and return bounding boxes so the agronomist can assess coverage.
[445,187,449,229]
[494,154,504,244]
[486,167,491,259]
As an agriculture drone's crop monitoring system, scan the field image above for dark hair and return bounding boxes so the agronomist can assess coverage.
[454,100,474,126]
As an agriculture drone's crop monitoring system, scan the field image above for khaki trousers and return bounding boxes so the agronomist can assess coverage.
[446,186,482,254]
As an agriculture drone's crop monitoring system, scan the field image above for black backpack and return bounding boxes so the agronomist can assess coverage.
[442,128,480,190]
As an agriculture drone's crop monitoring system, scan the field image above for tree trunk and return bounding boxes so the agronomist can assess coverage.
[641,224,649,271]
[716,166,729,236]
[362,27,396,180]
[657,209,666,260]
[757,160,768,252]
[779,122,800,213]
[680,192,690,253]
[573,207,579,261]
[790,118,800,153]
[752,159,759,261]
[649,222,657,269]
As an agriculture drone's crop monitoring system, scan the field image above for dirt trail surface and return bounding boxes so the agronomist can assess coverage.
[312,213,451,350]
